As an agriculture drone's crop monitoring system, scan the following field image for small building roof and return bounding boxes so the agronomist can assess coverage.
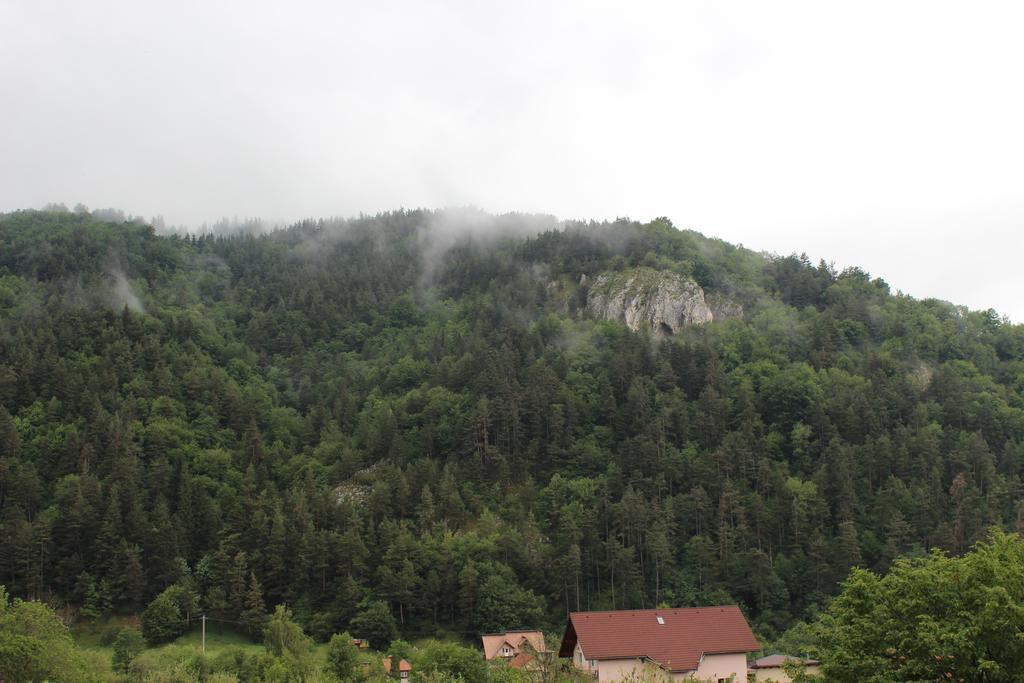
[509,652,536,669]
[558,606,759,673]
[481,630,546,660]
[382,657,412,673]
[751,654,820,669]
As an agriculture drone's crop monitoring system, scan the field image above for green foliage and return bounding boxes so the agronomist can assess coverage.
[163,579,201,622]
[142,591,186,645]
[416,640,488,682]
[263,604,316,679]
[782,660,820,683]
[0,585,98,682]
[349,601,398,652]
[386,638,414,665]
[112,625,145,672]
[815,530,1024,682]
[0,208,1022,653]
[767,620,821,660]
[76,572,114,619]
[240,572,268,635]
[473,566,545,633]
[325,631,359,680]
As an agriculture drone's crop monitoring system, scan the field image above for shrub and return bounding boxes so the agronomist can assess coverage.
[417,641,487,682]
[348,600,397,652]
[326,632,359,680]
[141,591,186,645]
[112,627,145,673]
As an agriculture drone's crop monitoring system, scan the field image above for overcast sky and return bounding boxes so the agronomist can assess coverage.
[2,1,1022,320]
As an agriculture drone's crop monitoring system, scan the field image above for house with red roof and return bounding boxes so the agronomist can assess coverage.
[382,656,412,680]
[558,606,759,682]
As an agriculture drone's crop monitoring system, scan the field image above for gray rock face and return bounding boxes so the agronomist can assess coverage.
[586,269,718,336]
[707,294,744,322]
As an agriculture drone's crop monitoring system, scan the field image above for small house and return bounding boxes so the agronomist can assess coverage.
[382,656,412,680]
[558,606,759,682]
[481,630,547,661]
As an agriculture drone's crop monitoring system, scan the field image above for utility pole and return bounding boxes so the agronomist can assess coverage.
[201,614,206,654]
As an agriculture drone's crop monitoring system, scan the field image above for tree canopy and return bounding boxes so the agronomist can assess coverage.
[816,530,1024,682]
[0,585,97,682]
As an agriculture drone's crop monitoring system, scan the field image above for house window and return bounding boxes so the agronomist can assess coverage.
[502,646,512,656]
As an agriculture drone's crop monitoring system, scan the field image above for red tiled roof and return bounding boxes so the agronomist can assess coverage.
[481,630,546,659]
[382,657,412,673]
[558,606,759,673]
[509,653,535,669]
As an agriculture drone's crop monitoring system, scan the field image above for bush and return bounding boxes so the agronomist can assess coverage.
[112,627,145,673]
[0,586,99,683]
[209,647,260,679]
[816,530,1024,682]
[141,591,186,645]
[98,622,125,647]
[206,675,241,683]
[348,600,397,652]
[263,605,316,680]
[387,638,414,664]
[417,641,487,682]
[76,573,113,620]
[128,647,234,682]
[326,632,359,680]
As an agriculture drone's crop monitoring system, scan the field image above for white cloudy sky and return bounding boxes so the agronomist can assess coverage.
[2,1,1022,320]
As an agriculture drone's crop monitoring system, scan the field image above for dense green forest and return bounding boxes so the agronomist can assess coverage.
[1,207,1023,653]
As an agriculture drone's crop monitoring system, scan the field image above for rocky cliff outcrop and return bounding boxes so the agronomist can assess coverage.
[707,293,744,322]
[585,268,740,335]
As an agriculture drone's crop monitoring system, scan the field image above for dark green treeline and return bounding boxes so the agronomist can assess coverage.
[0,208,1022,643]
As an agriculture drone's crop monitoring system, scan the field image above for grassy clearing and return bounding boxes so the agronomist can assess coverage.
[71,617,331,679]
[72,617,264,652]
[72,615,140,651]
[154,623,265,656]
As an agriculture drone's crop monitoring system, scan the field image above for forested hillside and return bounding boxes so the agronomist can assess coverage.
[1,207,1022,646]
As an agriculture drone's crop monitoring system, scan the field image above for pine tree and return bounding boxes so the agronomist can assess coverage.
[456,564,478,625]
[228,551,249,619]
[416,486,436,532]
[240,572,267,636]
[94,486,123,579]
[263,506,288,604]
[0,406,19,459]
